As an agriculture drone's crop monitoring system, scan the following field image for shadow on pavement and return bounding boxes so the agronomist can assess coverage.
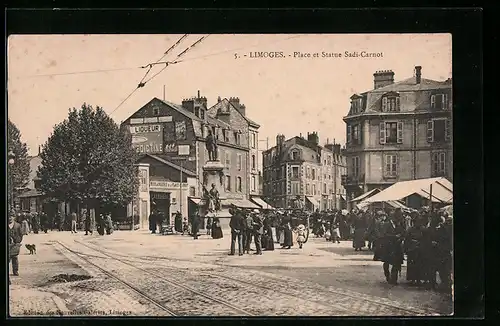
[318,246,375,257]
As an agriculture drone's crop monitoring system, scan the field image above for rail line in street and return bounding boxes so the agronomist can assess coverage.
[58,240,256,316]
[81,239,441,316]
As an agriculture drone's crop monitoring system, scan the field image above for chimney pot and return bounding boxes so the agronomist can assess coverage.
[415,66,422,84]
[197,90,200,98]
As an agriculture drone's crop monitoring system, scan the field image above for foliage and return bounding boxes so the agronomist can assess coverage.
[38,104,139,209]
[7,119,31,199]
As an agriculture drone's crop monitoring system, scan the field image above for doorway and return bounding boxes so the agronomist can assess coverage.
[150,192,171,224]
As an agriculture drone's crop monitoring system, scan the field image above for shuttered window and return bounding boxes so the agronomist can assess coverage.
[445,119,452,141]
[384,154,398,177]
[347,125,352,144]
[432,152,446,176]
[427,120,434,142]
[379,122,386,144]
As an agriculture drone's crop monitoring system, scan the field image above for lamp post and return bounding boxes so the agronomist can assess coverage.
[8,151,15,212]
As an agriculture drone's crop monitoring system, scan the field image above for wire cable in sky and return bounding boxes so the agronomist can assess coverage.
[14,66,140,79]
[110,35,209,117]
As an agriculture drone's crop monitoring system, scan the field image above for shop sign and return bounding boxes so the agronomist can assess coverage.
[150,180,188,189]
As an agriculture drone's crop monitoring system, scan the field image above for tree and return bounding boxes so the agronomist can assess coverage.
[7,119,30,208]
[38,104,139,213]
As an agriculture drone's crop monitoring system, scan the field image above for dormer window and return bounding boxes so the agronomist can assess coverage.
[194,107,200,118]
[350,95,363,114]
[431,93,449,110]
[223,129,230,142]
[381,92,400,112]
[153,107,160,116]
[200,109,205,119]
[234,131,241,145]
[291,150,299,160]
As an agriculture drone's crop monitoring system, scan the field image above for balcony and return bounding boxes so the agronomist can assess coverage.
[341,174,365,186]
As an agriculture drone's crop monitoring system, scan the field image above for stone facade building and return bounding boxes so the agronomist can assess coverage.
[120,92,262,229]
[342,66,453,204]
[262,132,347,211]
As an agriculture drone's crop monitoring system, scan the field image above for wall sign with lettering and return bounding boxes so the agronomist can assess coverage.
[130,124,164,154]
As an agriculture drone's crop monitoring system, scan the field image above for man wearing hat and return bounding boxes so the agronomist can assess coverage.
[251,209,264,255]
[229,208,244,255]
[243,210,254,254]
[9,211,24,282]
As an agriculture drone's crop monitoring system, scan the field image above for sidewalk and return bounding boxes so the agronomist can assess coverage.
[9,285,69,317]
[8,232,73,317]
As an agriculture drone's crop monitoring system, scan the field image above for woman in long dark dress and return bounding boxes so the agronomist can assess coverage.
[404,215,426,285]
[211,216,223,239]
[282,217,293,249]
[352,212,367,251]
[262,217,275,251]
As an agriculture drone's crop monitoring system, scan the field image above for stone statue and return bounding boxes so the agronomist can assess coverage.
[205,129,218,161]
[203,183,221,212]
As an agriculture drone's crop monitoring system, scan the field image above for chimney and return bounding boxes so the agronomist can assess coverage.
[373,70,395,89]
[415,66,422,84]
[217,96,221,103]
[197,90,201,98]
[38,145,41,155]
[307,131,319,145]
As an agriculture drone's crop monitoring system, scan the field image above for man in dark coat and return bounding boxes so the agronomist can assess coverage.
[9,212,24,281]
[252,210,264,255]
[404,215,426,285]
[192,211,201,240]
[379,211,405,285]
[39,211,48,233]
[437,213,453,292]
[244,211,254,254]
[229,208,244,255]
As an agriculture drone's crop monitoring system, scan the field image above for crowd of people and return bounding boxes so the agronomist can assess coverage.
[308,206,453,291]
[12,210,115,236]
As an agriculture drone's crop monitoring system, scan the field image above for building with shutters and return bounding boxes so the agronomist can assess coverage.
[120,92,262,229]
[342,66,452,204]
[262,133,347,211]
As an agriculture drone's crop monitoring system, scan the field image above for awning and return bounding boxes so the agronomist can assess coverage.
[349,189,380,203]
[340,195,347,201]
[305,196,319,208]
[357,199,409,210]
[188,197,203,205]
[223,199,260,209]
[362,177,453,204]
[206,209,233,218]
[250,197,275,210]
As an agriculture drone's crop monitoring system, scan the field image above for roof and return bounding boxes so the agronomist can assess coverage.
[362,177,453,204]
[350,188,380,202]
[140,154,197,177]
[207,98,260,129]
[370,77,452,93]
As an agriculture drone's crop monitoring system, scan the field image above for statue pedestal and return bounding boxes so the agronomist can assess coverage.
[201,160,226,216]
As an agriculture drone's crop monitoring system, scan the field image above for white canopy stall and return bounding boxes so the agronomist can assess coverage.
[359,177,453,209]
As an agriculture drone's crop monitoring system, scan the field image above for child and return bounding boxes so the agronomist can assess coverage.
[296,224,307,249]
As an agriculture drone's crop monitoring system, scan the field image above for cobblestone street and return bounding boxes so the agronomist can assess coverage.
[9,229,452,317]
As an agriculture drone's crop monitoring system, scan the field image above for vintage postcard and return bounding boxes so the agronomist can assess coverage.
[7,33,453,317]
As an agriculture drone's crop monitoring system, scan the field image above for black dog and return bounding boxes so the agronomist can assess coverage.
[25,244,36,255]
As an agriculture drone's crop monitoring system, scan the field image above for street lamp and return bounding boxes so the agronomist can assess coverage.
[8,151,15,211]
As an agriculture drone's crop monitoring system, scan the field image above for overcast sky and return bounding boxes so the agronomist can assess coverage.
[8,34,452,156]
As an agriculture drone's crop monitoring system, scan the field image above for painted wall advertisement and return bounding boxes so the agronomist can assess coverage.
[130,124,164,154]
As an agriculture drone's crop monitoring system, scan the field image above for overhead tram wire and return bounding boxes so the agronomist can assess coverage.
[110,35,210,117]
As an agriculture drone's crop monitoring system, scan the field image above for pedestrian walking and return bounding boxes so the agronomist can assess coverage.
[70,212,78,233]
[229,208,244,255]
[84,212,94,235]
[149,211,157,234]
[96,214,105,235]
[331,211,341,244]
[9,212,24,282]
[192,211,200,240]
[282,217,293,249]
[376,211,405,285]
[211,215,223,239]
[206,216,212,236]
[352,211,367,251]
[243,211,254,253]
[252,210,264,255]
[295,224,307,249]
[21,215,30,235]
[105,214,113,235]
[404,215,426,285]
[262,215,275,251]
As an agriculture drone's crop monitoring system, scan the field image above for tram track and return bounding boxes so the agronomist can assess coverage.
[57,240,256,316]
[80,239,440,316]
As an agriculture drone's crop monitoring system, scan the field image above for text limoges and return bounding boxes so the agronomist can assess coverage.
[248,51,285,58]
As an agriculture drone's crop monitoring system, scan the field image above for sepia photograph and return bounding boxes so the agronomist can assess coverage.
[7,33,454,317]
